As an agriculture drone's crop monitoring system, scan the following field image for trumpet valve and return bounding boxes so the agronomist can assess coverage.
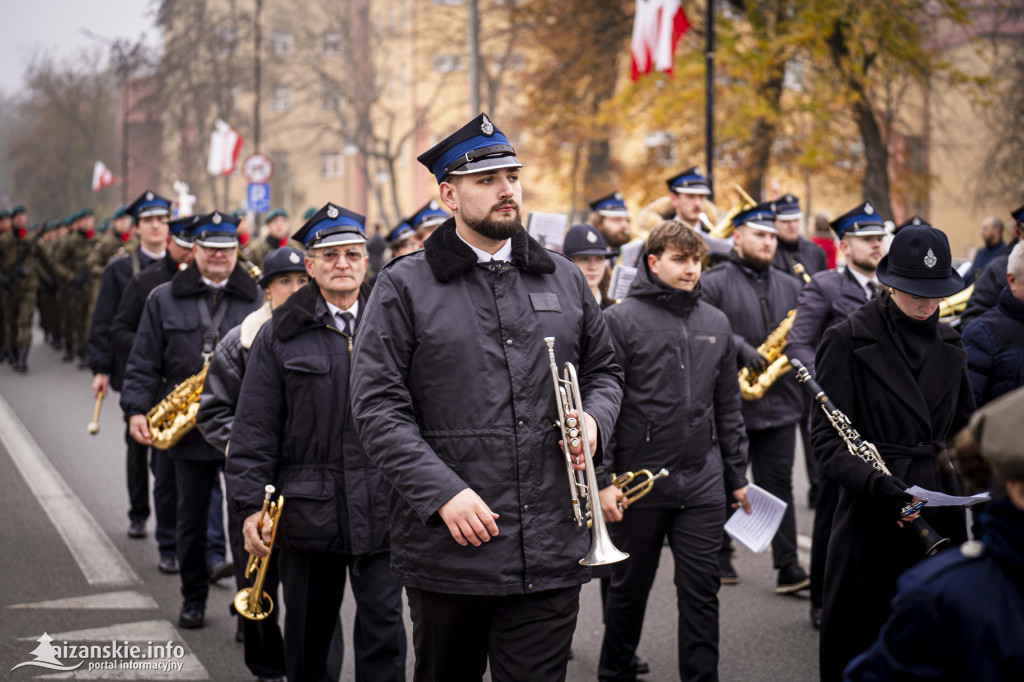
[566,416,578,428]
[569,438,581,449]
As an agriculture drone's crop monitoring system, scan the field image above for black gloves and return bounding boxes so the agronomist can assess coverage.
[738,341,768,375]
[872,475,914,518]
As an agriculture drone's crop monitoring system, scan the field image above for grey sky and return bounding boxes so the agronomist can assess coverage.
[0,0,159,93]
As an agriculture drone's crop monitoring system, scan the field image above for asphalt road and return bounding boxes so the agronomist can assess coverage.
[1,331,819,681]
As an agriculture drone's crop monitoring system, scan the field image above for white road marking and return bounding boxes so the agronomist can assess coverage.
[798,534,812,552]
[9,590,158,610]
[0,393,140,586]
[24,620,210,680]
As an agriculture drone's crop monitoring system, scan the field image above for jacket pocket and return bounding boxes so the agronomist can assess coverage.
[277,476,339,550]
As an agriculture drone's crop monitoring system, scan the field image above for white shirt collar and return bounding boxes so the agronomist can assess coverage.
[326,299,359,321]
[201,276,226,290]
[847,267,877,297]
[139,245,166,261]
[455,227,513,264]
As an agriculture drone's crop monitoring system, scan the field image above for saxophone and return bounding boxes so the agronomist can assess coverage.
[738,309,796,401]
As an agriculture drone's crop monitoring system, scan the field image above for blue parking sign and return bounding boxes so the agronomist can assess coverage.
[247,182,270,214]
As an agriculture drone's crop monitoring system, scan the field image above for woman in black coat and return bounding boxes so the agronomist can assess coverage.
[811,222,975,681]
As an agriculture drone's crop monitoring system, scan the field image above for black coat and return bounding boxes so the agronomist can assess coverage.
[961,243,1013,326]
[772,236,828,283]
[787,268,870,375]
[812,297,974,682]
[109,255,183,372]
[962,286,1024,407]
[120,262,260,461]
[87,249,159,390]
[700,254,805,430]
[350,219,623,596]
[226,283,390,557]
[601,261,748,506]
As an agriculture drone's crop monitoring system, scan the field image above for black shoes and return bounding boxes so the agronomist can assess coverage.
[178,605,205,629]
[208,560,234,583]
[636,656,651,675]
[810,605,822,630]
[235,616,244,643]
[157,555,179,574]
[720,556,740,585]
[10,346,28,373]
[776,563,811,594]
[127,521,147,538]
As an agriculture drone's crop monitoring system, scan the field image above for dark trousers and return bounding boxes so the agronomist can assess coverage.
[125,420,150,523]
[722,424,798,570]
[174,459,228,608]
[154,450,226,561]
[810,475,838,609]
[407,584,580,682]
[800,404,821,502]
[228,503,287,679]
[600,505,724,682]
[279,549,405,682]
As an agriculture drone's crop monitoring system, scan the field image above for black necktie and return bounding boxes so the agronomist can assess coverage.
[337,311,354,335]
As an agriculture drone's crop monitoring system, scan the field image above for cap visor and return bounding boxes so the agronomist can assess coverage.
[672,187,712,196]
[195,235,238,248]
[744,221,778,234]
[136,207,170,218]
[309,233,367,249]
[171,235,195,248]
[448,155,522,176]
[598,208,631,217]
[776,213,803,221]
[566,247,617,258]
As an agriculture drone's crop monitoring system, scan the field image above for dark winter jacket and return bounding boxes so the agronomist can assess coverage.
[961,242,1015,326]
[196,302,272,454]
[812,296,974,682]
[87,248,159,390]
[787,268,870,376]
[350,219,623,596]
[772,235,828,283]
[601,260,749,506]
[109,255,183,373]
[120,262,260,461]
[962,286,1024,407]
[226,283,390,557]
[700,253,805,430]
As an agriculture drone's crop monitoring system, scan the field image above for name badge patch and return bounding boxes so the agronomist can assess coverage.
[529,293,561,312]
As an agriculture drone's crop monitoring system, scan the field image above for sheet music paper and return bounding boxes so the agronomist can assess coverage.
[618,240,645,269]
[905,486,991,508]
[609,265,637,301]
[724,484,787,553]
[526,212,568,251]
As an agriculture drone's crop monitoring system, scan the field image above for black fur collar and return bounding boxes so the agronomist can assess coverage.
[272,281,367,342]
[170,261,259,301]
[423,218,556,283]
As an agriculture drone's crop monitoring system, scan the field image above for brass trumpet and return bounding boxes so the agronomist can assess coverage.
[235,485,284,621]
[544,337,629,567]
[586,468,669,528]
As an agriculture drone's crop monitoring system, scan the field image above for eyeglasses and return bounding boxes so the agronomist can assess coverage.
[308,248,365,265]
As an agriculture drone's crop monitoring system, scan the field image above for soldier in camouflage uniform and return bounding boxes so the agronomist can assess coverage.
[244,207,303,268]
[0,209,11,363]
[0,206,71,372]
[57,208,98,366]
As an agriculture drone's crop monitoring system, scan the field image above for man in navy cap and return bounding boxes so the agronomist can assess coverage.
[123,211,260,629]
[350,114,623,681]
[771,194,827,282]
[661,166,735,263]
[386,219,423,259]
[227,203,406,681]
[702,203,809,594]
[408,198,449,243]
[786,200,886,628]
[962,203,1024,326]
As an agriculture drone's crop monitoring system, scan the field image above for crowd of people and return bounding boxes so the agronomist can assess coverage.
[1,112,1022,682]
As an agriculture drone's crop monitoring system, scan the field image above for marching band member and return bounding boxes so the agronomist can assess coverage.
[350,114,623,682]
[770,194,827,281]
[812,221,973,680]
[226,205,405,682]
[598,220,750,682]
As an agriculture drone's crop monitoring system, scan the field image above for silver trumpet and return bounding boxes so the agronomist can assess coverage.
[544,337,629,567]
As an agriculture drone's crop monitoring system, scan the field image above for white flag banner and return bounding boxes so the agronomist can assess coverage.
[91,160,115,192]
[207,119,243,176]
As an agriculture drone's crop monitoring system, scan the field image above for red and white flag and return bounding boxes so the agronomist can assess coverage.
[92,160,115,192]
[207,119,243,176]
[631,0,690,82]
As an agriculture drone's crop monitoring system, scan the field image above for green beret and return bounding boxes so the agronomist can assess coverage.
[266,208,288,221]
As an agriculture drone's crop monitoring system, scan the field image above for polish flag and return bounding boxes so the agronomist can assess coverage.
[92,160,115,192]
[631,0,690,82]
[207,119,243,176]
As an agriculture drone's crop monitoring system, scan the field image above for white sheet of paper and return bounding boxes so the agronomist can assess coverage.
[905,485,991,507]
[724,484,787,553]
[617,240,645,269]
[526,212,568,250]
[609,265,637,301]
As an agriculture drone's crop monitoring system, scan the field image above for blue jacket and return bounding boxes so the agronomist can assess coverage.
[788,267,869,376]
[962,286,1024,407]
[845,499,1024,681]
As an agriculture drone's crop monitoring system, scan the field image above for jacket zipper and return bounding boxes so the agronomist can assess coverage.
[326,325,353,354]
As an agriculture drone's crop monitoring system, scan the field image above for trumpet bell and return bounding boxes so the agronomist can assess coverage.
[234,587,274,621]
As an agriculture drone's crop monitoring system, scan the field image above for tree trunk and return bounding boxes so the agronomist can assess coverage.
[853,97,893,220]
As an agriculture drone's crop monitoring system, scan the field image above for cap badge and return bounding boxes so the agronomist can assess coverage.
[912,217,922,225]
[429,200,439,210]
[212,212,222,225]
[614,191,623,201]
[586,231,598,244]
[480,115,494,136]
[289,252,301,264]
[145,191,154,201]
[924,248,937,268]
[327,205,339,219]
[864,202,874,215]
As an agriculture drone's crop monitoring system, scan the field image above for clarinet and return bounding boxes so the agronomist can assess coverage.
[790,359,949,556]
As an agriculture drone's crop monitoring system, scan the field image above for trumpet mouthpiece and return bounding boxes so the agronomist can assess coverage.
[544,337,555,348]
[264,484,276,495]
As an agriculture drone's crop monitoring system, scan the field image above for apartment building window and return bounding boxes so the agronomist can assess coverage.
[322,153,343,179]
[433,55,463,73]
[323,31,342,56]
[271,30,293,57]
[645,131,677,167]
[270,86,292,112]
[216,28,237,56]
